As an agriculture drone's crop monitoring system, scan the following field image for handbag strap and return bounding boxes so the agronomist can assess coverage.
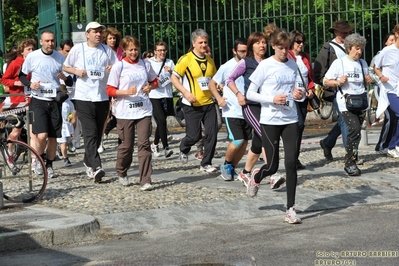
[296,67,309,93]
[158,58,167,75]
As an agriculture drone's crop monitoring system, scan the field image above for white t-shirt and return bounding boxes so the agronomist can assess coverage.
[148,57,175,99]
[330,40,346,59]
[295,55,309,90]
[212,57,244,119]
[325,56,369,112]
[107,59,157,120]
[373,44,399,95]
[21,49,65,101]
[247,56,299,125]
[63,43,117,102]
[57,98,75,140]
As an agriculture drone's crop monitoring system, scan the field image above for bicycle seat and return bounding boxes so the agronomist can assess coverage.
[4,114,22,128]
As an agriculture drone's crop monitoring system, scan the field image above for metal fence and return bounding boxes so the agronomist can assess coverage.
[68,0,399,67]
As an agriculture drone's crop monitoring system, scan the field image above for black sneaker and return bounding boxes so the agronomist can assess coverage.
[296,161,306,170]
[344,165,361,176]
[320,139,333,161]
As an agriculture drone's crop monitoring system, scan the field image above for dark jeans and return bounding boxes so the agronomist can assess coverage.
[74,100,109,170]
[341,111,364,166]
[180,103,218,166]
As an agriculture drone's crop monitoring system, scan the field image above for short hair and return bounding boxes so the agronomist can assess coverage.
[288,30,306,49]
[264,23,290,47]
[59,39,74,50]
[153,41,168,51]
[17,38,37,56]
[101,27,122,48]
[344,33,367,53]
[120,36,140,52]
[246,32,266,58]
[382,32,395,46]
[40,30,54,39]
[233,37,247,50]
[191,29,208,43]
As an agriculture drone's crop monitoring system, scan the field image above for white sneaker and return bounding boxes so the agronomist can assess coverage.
[387,149,399,158]
[151,143,161,157]
[164,148,173,158]
[200,165,217,173]
[34,159,44,175]
[97,145,104,153]
[119,176,129,186]
[179,152,188,164]
[47,166,58,179]
[285,206,302,224]
[140,183,154,191]
[270,173,286,189]
[83,162,93,178]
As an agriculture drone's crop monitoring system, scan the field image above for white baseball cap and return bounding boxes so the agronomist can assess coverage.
[85,22,105,32]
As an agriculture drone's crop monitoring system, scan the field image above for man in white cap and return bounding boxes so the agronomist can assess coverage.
[63,21,117,183]
[314,20,355,162]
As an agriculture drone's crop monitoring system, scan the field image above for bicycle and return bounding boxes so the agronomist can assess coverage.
[0,106,48,203]
[313,84,334,120]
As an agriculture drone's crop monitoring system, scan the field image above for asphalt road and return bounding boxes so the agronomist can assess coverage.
[1,202,398,266]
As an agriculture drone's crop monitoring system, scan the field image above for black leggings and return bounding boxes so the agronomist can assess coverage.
[254,123,299,209]
[150,98,169,149]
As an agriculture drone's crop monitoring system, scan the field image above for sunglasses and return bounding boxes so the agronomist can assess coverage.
[295,40,304,44]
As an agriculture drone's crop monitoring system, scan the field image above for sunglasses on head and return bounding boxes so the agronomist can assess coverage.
[295,40,304,44]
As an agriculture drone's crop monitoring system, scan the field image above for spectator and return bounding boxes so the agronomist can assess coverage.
[106,35,158,190]
[102,27,123,61]
[1,38,36,167]
[63,21,117,183]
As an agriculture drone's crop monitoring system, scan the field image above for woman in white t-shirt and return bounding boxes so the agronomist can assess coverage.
[246,23,304,224]
[148,41,175,158]
[106,36,158,191]
[374,24,399,158]
[323,33,372,176]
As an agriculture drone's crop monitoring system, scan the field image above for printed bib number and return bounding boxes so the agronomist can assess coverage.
[87,67,105,80]
[35,83,57,98]
[24,86,32,95]
[126,96,146,116]
[159,74,171,87]
[197,77,211,90]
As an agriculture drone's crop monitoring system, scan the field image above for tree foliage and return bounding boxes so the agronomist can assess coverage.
[2,0,39,52]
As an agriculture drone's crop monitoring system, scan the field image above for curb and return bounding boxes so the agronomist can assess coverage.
[0,205,99,252]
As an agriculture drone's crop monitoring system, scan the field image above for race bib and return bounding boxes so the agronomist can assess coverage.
[347,71,360,82]
[197,77,211,90]
[158,73,171,87]
[24,85,32,95]
[284,93,294,108]
[125,96,146,116]
[35,83,57,98]
[87,66,105,80]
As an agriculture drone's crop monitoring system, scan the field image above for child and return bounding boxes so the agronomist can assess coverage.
[57,97,75,167]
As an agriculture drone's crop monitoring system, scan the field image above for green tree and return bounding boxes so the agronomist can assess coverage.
[2,0,38,52]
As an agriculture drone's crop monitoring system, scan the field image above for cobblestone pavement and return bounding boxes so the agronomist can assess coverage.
[34,126,398,216]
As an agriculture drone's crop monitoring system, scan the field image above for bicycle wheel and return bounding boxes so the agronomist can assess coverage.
[1,139,48,203]
[318,100,333,120]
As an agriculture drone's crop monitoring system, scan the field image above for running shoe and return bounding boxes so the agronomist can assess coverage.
[237,171,251,187]
[164,147,173,158]
[47,166,58,179]
[140,183,154,191]
[6,152,15,168]
[200,165,218,173]
[285,206,302,224]
[179,152,188,164]
[93,167,105,183]
[34,159,44,175]
[220,164,234,181]
[387,149,399,158]
[119,176,129,186]
[270,173,285,189]
[194,151,203,160]
[247,169,260,198]
[151,143,161,157]
[64,158,72,167]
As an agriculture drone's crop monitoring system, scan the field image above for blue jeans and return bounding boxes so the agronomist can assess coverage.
[322,98,348,150]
